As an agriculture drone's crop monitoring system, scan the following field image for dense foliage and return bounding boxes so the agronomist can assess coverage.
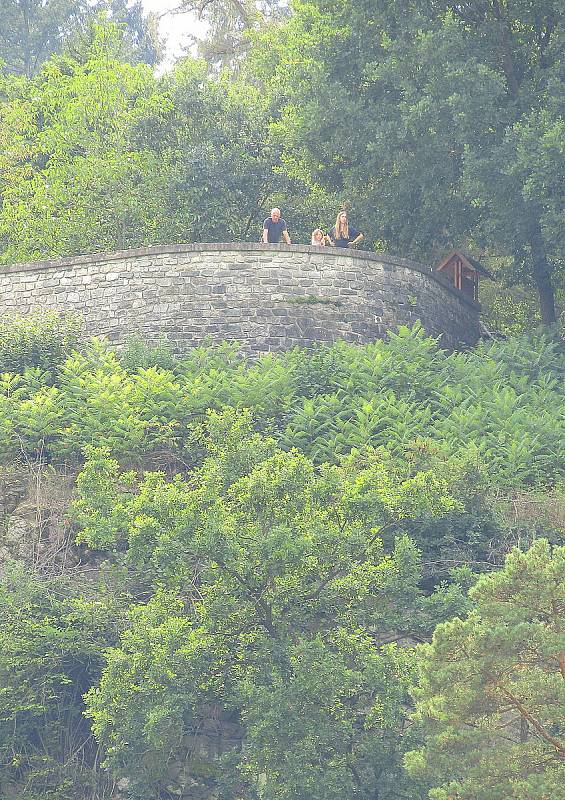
[406,539,565,800]
[0,0,564,795]
[1,322,563,488]
[0,0,161,76]
[0,312,84,376]
[0,565,121,799]
[77,431,459,800]
[0,317,563,799]
[0,3,563,327]
[248,0,565,323]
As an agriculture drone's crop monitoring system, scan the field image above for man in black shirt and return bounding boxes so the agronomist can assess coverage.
[262,208,291,244]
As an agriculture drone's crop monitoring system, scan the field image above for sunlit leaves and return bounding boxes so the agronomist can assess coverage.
[406,539,565,800]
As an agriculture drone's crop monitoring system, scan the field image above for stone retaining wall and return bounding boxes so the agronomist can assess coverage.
[0,244,481,352]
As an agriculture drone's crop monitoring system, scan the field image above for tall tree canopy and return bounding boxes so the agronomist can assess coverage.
[0,23,169,260]
[248,0,564,322]
[0,0,162,76]
[0,3,562,324]
[0,22,296,260]
[166,0,288,70]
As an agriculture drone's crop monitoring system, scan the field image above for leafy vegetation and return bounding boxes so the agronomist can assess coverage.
[406,539,565,800]
[0,0,161,76]
[0,0,564,796]
[0,316,563,799]
[1,324,563,488]
[248,0,564,323]
[78,427,460,800]
[0,4,562,328]
[0,564,121,800]
[0,312,84,375]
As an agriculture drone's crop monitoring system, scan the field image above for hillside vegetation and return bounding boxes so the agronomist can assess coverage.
[0,0,563,796]
[0,316,563,800]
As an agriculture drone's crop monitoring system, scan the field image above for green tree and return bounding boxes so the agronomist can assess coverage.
[79,412,463,799]
[249,0,564,323]
[0,22,171,261]
[438,0,564,325]
[0,24,305,260]
[405,539,565,799]
[0,0,161,77]
[157,59,294,243]
[0,564,121,798]
[167,0,287,71]
[0,315,562,799]
[0,311,83,374]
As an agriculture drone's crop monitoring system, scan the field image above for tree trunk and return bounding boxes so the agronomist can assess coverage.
[527,215,557,326]
[22,0,33,78]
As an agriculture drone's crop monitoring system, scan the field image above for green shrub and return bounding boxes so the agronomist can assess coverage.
[0,564,119,799]
[119,333,177,371]
[0,324,562,491]
[0,312,84,376]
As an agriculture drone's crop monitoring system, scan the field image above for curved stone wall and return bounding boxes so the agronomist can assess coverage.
[0,244,480,352]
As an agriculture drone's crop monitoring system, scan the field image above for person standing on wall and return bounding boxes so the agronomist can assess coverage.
[328,211,364,248]
[263,208,291,244]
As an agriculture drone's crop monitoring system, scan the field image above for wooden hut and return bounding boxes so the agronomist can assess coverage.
[436,250,492,302]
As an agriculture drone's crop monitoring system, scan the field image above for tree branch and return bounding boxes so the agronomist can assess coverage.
[280,520,401,613]
[213,557,277,637]
[496,685,565,758]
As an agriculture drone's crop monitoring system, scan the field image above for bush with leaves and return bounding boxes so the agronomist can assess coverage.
[281,328,564,491]
[0,312,83,376]
[0,563,121,800]
[0,321,563,799]
[1,325,563,493]
[119,333,177,372]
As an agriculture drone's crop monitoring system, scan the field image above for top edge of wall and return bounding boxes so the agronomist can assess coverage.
[0,243,480,310]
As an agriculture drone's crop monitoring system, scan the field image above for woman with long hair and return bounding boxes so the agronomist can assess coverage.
[329,211,364,248]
